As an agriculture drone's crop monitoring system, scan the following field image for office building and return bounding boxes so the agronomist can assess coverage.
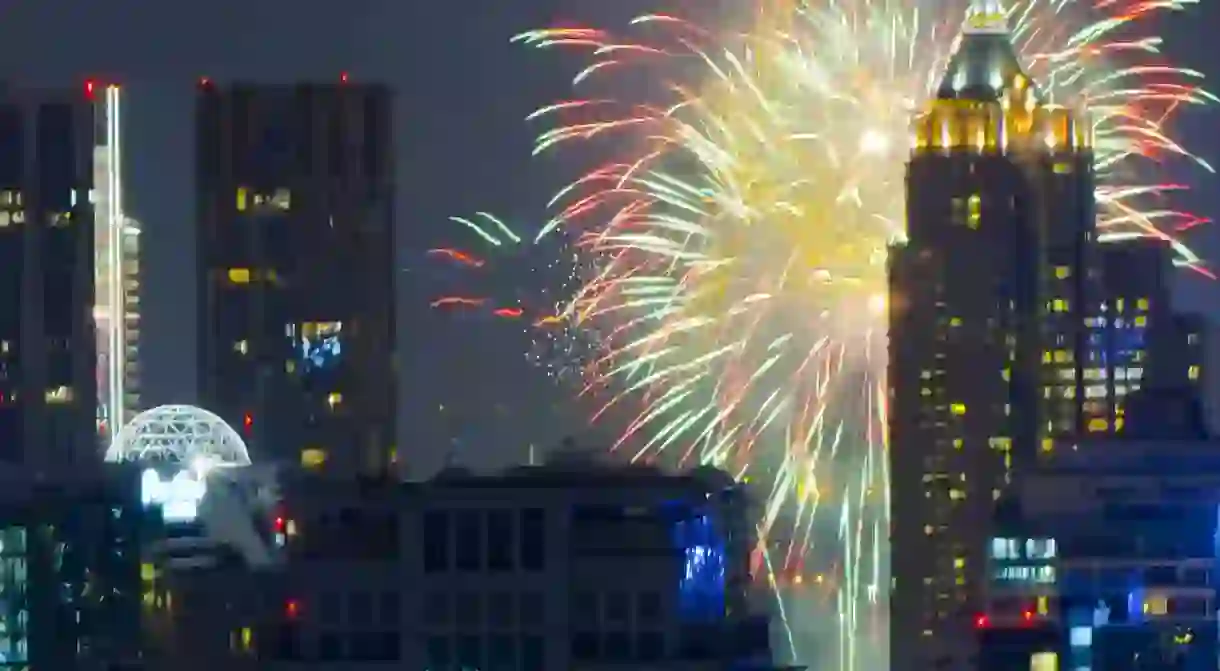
[1077,237,1208,437]
[154,454,775,670]
[92,83,141,442]
[195,80,395,474]
[980,439,1220,671]
[888,3,1095,668]
[0,83,98,469]
[0,465,148,670]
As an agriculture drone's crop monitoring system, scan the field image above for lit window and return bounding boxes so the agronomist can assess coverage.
[326,392,342,409]
[300,448,327,469]
[1144,594,1168,616]
[233,340,249,355]
[950,403,966,416]
[271,188,291,211]
[45,386,73,404]
[966,194,981,229]
[1054,266,1071,279]
[990,538,1018,560]
[1189,365,1200,381]
[228,268,251,284]
[1087,418,1108,432]
[1053,162,1073,174]
[1136,297,1149,311]
[1051,299,1067,312]
[237,187,248,212]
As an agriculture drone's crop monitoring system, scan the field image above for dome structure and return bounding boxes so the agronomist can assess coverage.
[105,404,252,469]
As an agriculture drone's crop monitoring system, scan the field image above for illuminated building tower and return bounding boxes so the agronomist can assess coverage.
[93,84,142,442]
[0,83,99,468]
[888,1,1095,668]
[195,80,395,474]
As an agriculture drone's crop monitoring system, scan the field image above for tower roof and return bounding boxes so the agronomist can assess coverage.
[935,1,1037,102]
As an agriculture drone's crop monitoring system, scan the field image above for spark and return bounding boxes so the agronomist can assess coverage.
[513,0,1213,667]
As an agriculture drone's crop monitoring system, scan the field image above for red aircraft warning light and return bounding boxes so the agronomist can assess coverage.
[974,614,989,629]
[85,80,96,99]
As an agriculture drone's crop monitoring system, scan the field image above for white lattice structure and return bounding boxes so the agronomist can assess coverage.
[105,404,252,468]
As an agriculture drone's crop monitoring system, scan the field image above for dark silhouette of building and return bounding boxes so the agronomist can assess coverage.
[195,80,395,474]
[0,83,98,469]
[981,439,1220,671]
[888,4,1095,669]
[0,466,147,671]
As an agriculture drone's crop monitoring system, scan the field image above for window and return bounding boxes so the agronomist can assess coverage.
[454,510,482,572]
[605,591,629,624]
[300,448,326,469]
[571,631,598,660]
[488,592,514,629]
[520,635,543,670]
[637,591,662,623]
[348,592,372,626]
[637,631,664,660]
[487,634,516,671]
[424,636,450,669]
[379,592,400,625]
[455,635,482,670]
[44,386,73,404]
[422,592,450,626]
[422,511,449,573]
[237,187,248,211]
[487,509,513,571]
[228,268,251,284]
[318,633,341,660]
[520,508,545,571]
[454,592,481,627]
[319,592,340,624]
[519,591,543,627]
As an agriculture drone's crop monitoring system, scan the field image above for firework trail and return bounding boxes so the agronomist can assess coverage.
[501,0,1212,667]
[428,212,595,381]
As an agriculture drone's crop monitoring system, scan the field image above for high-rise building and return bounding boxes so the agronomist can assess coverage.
[0,83,98,468]
[1072,237,1209,437]
[0,465,147,670]
[93,84,141,442]
[1077,237,1172,434]
[195,80,395,474]
[888,3,1095,668]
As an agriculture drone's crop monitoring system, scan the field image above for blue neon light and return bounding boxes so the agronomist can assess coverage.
[673,513,727,621]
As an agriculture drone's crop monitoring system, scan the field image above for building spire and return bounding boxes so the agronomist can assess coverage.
[964,0,1008,34]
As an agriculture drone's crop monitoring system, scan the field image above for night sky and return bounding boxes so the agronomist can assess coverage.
[1,0,1218,475]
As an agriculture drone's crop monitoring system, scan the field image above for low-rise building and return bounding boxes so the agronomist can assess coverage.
[981,439,1220,671]
[168,452,778,670]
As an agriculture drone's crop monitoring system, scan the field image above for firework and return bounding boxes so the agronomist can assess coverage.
[428,211,594,380]
[510,0,1212,667]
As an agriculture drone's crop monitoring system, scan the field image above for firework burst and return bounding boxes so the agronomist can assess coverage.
[506,0,1212,667]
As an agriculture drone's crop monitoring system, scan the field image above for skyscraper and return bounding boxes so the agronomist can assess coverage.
[888,3,1095,668]
[0,83,98,469]
[1080,237,1173,434]
[93,84,141,442]
[195,80,395,474]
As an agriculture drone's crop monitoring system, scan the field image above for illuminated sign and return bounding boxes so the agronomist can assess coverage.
[141,468,207,522]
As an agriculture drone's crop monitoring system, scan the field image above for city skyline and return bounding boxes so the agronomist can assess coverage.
[2,0,1217,474]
